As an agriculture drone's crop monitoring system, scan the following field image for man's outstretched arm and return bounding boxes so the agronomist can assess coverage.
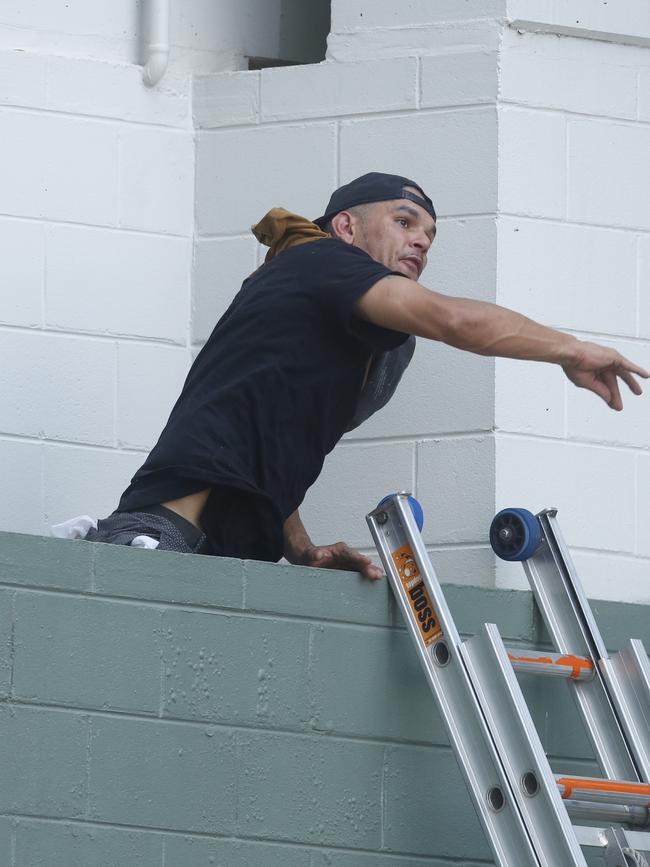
[354,276,649,410]
[283,509,382,580]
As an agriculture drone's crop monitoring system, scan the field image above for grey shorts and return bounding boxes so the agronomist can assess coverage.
[85,508,208,554]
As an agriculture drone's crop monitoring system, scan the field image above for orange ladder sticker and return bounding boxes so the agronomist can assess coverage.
[391,543,442,647]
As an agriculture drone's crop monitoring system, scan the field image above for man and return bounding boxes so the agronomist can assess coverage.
[85,173,648,577]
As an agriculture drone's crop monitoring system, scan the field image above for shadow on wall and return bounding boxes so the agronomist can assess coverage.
[248,0,331,69]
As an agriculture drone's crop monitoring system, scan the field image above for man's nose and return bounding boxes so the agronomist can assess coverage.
[413,230,431,252]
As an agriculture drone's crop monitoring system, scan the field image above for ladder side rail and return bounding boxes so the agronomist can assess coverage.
[367,497,543,867]
[536,511,650,781]
[463,623,588,865]
[602,639,650,781]
[537,512,608,659]
[523,511,638,780]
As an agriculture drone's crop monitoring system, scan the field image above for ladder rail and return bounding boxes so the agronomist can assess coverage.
[463,622,588,864]
[523,510,640,781]
[603,639,650,781]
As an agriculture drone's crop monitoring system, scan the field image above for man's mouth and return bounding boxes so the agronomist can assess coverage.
[399,256,423,278]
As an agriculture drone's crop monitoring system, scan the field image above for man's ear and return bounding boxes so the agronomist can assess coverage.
[329,211,356,245]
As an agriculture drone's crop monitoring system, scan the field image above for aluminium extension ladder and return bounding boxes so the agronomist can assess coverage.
[366,494,650,867]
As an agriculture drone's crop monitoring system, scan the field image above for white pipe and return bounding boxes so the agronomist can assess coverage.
[142,0,170,87]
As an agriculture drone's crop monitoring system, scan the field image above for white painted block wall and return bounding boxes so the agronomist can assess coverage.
[495,19,650,601]
[1,0,648,602]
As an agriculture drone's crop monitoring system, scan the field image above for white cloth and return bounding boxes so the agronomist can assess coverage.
[51,515,97,539]
[50,515,159,549]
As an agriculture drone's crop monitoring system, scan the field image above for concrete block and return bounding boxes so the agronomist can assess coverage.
[568,119,650,230]
[0,705,87,817]
[569,550,650,606]
[498,106,566,219]
[0,109,118,225]
[0,588,12,698]
[311,851,474,867]
[164,835,310,867]
[0,0,138,40]
[500,30,638,119]
[422,216,497,302]
[0,330,115,445]
[0,532,92,592]
[0,217,43,327]
[161,608,310,729]
[639,70,650,123]
[445,584,535,641]
[13,593,162,713]
[428,545,495,589]
[0,48,47,107]
[46,223,191,343]
[332,0,504,30]
[261,58,417,122]
[193,71,260,129]
[14,819,162,867]
[346,340,494,440]
[192,237,257,344]
[497,216,638,334]
[119,126,195,235]
[196,123,336,235]
[566,339,650,449]
[244,559,397,628]
[47,55,190,127]
[495,436,636,555]
[421,51,498,108]
[383,744,490,860]
[525,675,596,761]
[328,20,502,63]
[637,455,650,559]
[44,443,144,533]
[310,622,446,743]
[88,715,237,832]
[496,356,565,439]
[340,108,497,218]
[300,441,414,550]
[590,594,650,652]
[639,237,650,339]
[236,729,383,848]
[0,817,10,866]
[416,436,495,545]
[0,439,43,536]
[92,544,244,610]
[116,342,191,449]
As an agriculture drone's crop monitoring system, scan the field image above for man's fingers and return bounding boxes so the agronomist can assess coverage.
[618,368,644,395]
[311,543,383,579]
[576,372,611,406]
[616,356,650,379]
[603,370,623,410]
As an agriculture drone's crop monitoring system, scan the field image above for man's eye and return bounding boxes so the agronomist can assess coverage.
[397,218,408,227]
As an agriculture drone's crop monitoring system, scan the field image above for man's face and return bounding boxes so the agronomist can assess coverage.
[351,187,436,281]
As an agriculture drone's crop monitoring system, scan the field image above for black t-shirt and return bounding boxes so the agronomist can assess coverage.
[119,239,408,560]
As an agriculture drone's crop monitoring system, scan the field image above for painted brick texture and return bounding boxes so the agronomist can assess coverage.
[495,24,650,597]
[3,531,645,863]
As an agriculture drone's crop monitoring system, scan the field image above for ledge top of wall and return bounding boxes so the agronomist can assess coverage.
[509,0,650,47]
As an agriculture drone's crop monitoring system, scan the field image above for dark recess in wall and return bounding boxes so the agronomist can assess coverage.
[248,0,331,69]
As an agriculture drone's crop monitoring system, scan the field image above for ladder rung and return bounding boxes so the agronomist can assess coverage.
[507,648,595,681]
[565,798,650,829]
[557,775,650,807]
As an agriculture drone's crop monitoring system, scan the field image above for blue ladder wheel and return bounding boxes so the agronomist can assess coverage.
[377,494,424,532]
[490,508,541,561]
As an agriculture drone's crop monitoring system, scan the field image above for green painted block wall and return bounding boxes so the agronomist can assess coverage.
[0,531,648,865]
